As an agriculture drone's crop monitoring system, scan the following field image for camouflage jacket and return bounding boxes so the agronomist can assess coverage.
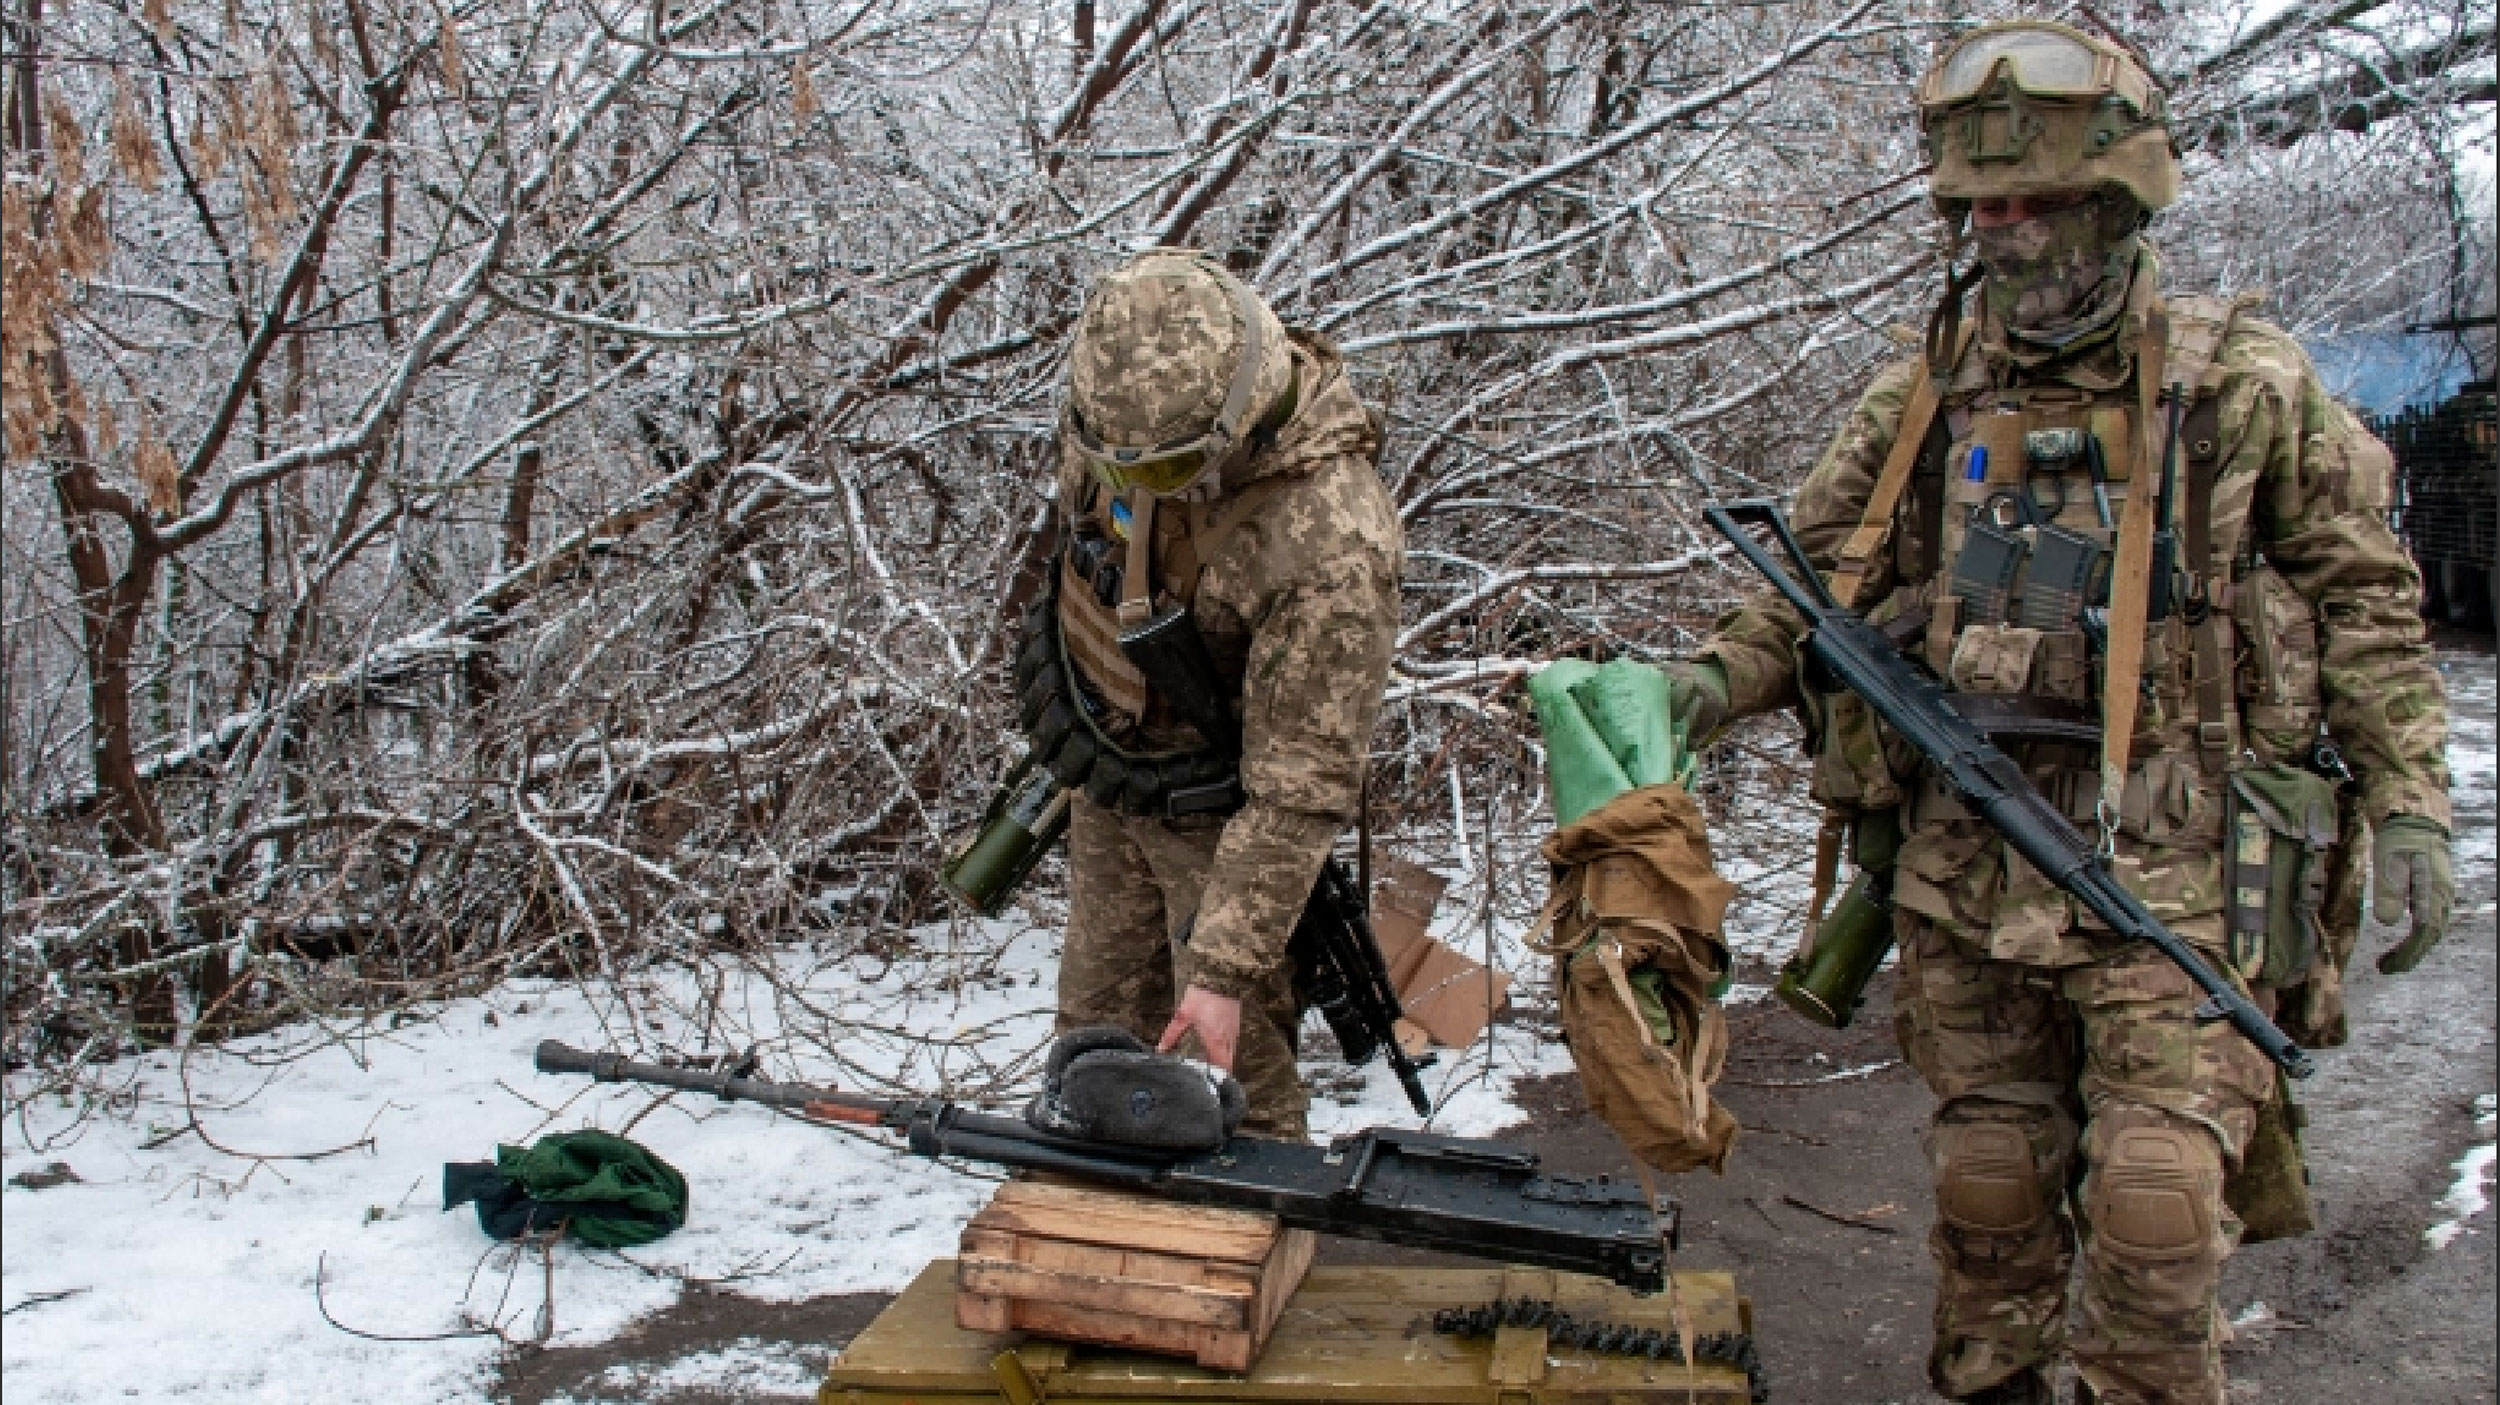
[1699,252,2449,965]
[1055,333,1404,998]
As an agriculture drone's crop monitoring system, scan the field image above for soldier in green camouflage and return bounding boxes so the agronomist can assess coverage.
[1035,250,1402,1139]
[1661,22,2453,1405]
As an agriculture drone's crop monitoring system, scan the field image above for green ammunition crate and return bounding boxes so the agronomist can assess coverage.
[823,1261,1757,1404]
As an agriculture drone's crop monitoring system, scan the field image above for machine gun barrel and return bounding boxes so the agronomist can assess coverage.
[534,1041,1671,1290]
[1701,502,2314,1080]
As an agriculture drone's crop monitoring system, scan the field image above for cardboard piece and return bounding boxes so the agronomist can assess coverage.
[1368,857,1444,992]
[1362,856,1510,1050]
[1398,941,1512,1049]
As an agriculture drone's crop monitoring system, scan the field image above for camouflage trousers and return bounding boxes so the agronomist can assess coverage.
[1059,796,1308,1138]
[1892,910,2274,1405]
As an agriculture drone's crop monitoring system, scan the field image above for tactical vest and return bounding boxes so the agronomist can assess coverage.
[1809,294,2344,978]
[1013,437,1303,819]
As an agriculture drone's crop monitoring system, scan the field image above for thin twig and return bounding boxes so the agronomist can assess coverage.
[1778,1194,1901,1236]
[2,1288,89,1316]
[314,1253,504,1344]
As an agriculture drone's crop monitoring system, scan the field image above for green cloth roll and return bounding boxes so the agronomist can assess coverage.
[1569,660,1679,790]
[1529,660,1633,827]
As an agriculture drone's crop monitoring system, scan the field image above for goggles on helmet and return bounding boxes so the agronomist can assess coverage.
[1919,22,2158,115]
[1065,417,1234,497]
[1063,256,1295,498]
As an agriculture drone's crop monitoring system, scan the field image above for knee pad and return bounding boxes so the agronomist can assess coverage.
[1934,1117,2053,1234]
[2088,1123,2220,1263]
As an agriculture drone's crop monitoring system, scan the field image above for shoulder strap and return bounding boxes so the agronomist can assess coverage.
[1117,487,1157,628]
[2097,306,2171,828]
[2163,292,2248,578]
[1830,363,1948,608]
[2166,292,2250,773]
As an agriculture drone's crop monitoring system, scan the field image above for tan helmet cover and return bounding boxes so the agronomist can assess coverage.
[1065,250,1294,496]
[1919,20,2180,214]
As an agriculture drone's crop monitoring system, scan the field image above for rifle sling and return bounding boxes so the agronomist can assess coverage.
[1829,362,1947,609]
[2099,309,2170,821]
[1800,811,1849,964]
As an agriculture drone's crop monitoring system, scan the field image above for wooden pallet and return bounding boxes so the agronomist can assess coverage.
[954,1179,1317,1372]
[834,1261,1758,1402]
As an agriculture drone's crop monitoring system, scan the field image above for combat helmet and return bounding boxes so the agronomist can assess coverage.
[1063,249,1297,500]
[1918,20,2180,215]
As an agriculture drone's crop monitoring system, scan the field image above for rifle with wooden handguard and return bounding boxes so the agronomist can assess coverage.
[1701,501,2314,1080]
[533,1040,1673,1290]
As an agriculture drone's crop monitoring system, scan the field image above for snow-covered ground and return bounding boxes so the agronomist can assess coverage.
[0,902,1568,1404]
[3,651,2489,1404]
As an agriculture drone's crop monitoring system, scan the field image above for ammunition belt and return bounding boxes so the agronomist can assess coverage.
[1014,574,1242,819]
[1432,1297,1767,1402]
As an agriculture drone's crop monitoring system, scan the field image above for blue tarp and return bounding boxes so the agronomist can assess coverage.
[2303,329,2483,416]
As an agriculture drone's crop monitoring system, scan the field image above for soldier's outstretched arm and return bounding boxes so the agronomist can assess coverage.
[1697,355,1927,723]
[2239,346,2454,970]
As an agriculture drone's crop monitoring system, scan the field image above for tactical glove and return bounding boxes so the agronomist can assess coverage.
[2372,815,2454,976]
[1661,659,1730,744]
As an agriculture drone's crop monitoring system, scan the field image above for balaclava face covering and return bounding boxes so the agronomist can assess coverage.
[1974,185,2145,351]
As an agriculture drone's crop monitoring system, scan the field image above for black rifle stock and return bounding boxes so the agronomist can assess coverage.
[533,1041,1670,1290]
[1122,606,1436,1115]
[1701,501,2314,1080]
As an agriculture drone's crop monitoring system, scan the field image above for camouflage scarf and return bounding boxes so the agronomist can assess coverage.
[1975,188,2144,352]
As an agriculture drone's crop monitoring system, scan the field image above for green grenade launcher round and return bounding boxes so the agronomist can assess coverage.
[1773,868,1897,1029]
[940,755,1072,916]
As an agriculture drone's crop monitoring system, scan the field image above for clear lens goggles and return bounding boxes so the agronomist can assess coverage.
[1925,26,2117,107]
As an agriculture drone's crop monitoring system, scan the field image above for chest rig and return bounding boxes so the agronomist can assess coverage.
[1832,295,2259,772]
[1012,471,1295,819]
[1801,296,2324,937]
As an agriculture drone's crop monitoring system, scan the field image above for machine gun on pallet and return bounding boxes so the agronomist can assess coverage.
[534,1041,1675,1291]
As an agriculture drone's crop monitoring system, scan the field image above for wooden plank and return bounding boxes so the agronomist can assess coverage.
[972,1180,1281,1262]
[962,1224,1264,1294]
[952,1287,1011,1335]
[958,1253,1254,1331]
[837,1262,1756,1401]
[1001,1295,1256,1373]
[1245,1227,1316,1345]
[1489,1325,1549,1388]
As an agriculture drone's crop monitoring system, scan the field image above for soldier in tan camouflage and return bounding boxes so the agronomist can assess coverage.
[1659,22,2454,1405]
[1029,250,1402,1139]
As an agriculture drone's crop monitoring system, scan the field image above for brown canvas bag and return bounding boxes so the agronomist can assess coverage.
[1533,786,1742,1174]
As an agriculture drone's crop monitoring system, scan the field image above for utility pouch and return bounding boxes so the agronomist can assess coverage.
[1948,623,2045,696]
[2226,1069,2316,1243]
[2223,762,2341,986]
[2015,524,2108,632]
